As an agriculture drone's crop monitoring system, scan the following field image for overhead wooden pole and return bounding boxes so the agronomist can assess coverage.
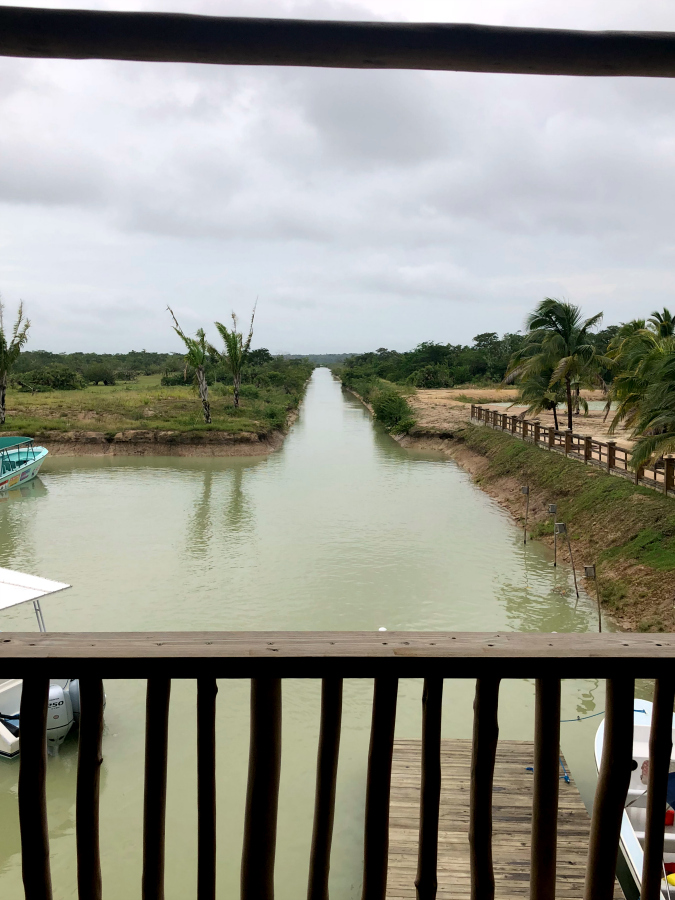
[3,7,675,76]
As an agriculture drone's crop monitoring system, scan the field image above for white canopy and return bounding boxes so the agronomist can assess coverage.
[0,567,70,612]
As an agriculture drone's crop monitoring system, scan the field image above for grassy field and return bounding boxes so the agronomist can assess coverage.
[0,375,303,436]
[457,424,675,632]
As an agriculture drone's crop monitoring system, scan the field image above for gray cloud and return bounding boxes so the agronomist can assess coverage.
[2,0,675,352]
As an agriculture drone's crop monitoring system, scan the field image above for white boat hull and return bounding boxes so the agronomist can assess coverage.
[0,446,47,492]
[595,700,675,894]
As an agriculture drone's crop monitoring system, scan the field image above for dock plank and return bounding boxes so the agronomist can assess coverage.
[387,739,624,900]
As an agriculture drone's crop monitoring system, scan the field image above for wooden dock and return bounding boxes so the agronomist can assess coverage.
[387,739,624,899]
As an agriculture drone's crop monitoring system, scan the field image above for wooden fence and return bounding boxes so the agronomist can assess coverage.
[3,631,675,900]
[471,404,675,497]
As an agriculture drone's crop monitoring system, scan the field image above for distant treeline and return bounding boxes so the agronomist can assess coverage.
[336,329,619,390]
[10,348,314,393]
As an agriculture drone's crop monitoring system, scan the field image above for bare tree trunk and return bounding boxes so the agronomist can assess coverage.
[0,372,7,425]
[553,404,559,430]
[565,377,573,430]
[196,367,211,424]
[574,384,580,415]
[233,373,241,409]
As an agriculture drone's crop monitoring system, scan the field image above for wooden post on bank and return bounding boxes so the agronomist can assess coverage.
[607,441,616,473]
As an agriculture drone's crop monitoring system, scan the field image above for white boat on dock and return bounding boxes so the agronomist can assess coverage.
[0,436,47,491]
[0,567,83,758]
[595,701,675,895]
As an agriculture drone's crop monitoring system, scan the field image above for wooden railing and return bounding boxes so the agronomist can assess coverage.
[3,631,675,900]
[471,404,675,496]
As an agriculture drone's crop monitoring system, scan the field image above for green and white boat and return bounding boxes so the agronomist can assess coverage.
[0,437,48,492]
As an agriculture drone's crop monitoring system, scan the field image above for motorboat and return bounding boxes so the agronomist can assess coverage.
[595,701,675,894]
[0,436,48,492]
[0,678,82,758]
[0,567,88,758]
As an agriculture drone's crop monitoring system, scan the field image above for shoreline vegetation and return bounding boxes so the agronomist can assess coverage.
[0,362,314,456]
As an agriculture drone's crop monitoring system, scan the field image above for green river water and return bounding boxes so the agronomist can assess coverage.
[0,367,642,898]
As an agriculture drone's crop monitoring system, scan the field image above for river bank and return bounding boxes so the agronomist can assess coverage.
[339,380,675,632]
[0,373,307,455]
[30,427,287,456]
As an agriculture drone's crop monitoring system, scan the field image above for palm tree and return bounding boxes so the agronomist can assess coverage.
[214,304,256,409]
[0,299,30,425]
[623,347,675,469]
[648,307,674,338]
[167,307,212,424]
[510,369,566,429]
[507,298,606,430]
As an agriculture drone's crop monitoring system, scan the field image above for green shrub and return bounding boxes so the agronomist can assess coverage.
[372,389,416,433]
[85,364,116,386]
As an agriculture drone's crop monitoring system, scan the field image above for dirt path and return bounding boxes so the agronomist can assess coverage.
[409,388,634,449]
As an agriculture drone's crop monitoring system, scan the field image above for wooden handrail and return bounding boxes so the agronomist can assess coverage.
[308,678,343,900]
[362,677,399,900]
[3,7,675,76]
[469,678,501,900]
[142,677,171,900]
[10,632,675,900]
[197,677,217,900]
[76,678,105,900]
[1,632,675,676]
[415,678,443,900]
[241,678,282,900]
[18,676,52,900]
[471,405,675,497]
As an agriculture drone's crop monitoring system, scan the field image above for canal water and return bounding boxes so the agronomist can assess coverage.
[0,368,632,898]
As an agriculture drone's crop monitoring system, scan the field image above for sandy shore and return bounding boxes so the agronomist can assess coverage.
[409,387,635,449]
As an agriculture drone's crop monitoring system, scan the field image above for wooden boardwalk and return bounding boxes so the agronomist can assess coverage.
[387,739,624,900]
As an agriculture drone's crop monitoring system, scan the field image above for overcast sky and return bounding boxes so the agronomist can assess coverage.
[2,0,675,353]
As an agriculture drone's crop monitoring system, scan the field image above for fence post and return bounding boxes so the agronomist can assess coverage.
[564,430,572,456]
[548,428,555,449]
[606,441,616,473]
[470,405,476,420]
[502,413,508,430]
[522,420,528,441]
[584,435,592,463]
[664,457,674,495]
[511,416,517,435]
[533,420,540,445]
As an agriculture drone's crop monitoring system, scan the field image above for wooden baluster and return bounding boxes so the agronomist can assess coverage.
[641,677,675,900]
[308,678,343,900]
[19,676,53,900]
[142,677,171,900]
[241,678,282,900]
[77,678,105,900]
[530,678,561,900]
[362,678,399,900]
[415,678,443,900]
[197,678,218,900]
[583,677,634,900]
[469,677,501,900]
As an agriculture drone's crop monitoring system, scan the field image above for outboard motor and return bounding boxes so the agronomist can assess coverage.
[68,679,81,724]
[47,682,74,755]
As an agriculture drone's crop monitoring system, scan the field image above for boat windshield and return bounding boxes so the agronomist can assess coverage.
[0,438,36,475]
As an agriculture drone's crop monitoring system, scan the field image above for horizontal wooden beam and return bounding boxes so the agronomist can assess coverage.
[0,631,672,678]
[1,7,675,77]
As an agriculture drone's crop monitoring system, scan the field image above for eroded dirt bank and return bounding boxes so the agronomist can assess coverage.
[32,429,286,456]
